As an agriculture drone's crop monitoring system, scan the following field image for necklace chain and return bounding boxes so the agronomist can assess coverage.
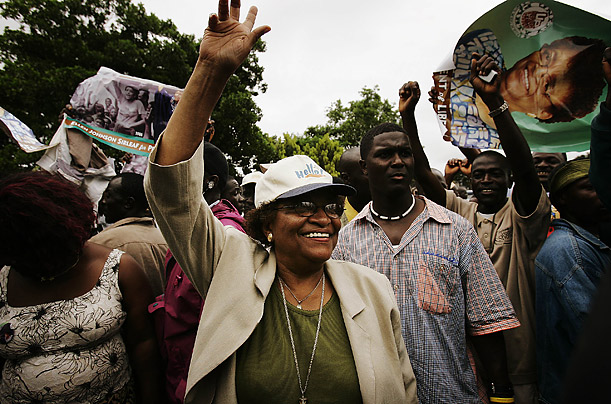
[280,274,323,309]
[38,253,81,283]
[279,273,325,403]
[370,196,416,221]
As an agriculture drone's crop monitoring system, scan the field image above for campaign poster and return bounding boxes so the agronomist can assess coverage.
[69,67,183,144]
[61,115,155,156]
[432,0,611,152]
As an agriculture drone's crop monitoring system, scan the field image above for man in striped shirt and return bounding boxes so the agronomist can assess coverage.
[333,117,519,403]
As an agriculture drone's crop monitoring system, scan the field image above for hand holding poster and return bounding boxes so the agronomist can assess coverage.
[433,0,611,152]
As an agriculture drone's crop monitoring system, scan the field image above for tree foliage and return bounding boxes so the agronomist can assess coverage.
[0,0,269,174]
[305,86,400,147]
[263,133,343,177]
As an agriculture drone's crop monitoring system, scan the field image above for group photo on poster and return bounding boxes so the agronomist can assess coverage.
[69,67,183,143]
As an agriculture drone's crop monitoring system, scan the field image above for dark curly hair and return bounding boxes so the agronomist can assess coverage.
[245,201,280,247]
[0,171,95,280]
[539,36,607,124]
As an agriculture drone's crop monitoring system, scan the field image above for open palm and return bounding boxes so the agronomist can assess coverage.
[199,0,270,74]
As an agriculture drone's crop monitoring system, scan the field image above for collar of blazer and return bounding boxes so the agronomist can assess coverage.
[186,250,370,393]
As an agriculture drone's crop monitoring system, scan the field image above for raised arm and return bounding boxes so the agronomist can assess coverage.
[444,158,462,186]
[469,53,541,215]
[399,81,447,205]
[105,80,124,103]
[155,0,270,166]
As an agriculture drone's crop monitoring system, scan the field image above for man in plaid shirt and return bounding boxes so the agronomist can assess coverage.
[333,122,519,401]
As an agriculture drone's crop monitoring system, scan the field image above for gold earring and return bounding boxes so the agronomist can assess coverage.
[526,112,537,118]
[267,233,273,242]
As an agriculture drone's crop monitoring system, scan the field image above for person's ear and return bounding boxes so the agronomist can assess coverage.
[206,175,219,190]
[124,196,136,211]
[359,159,367,176]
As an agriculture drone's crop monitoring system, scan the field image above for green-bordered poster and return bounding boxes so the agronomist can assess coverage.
[432,0,611,152]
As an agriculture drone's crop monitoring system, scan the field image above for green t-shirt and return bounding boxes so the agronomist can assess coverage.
[236,278,363,404]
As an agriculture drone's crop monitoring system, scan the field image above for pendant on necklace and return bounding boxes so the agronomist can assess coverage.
[297,303,302,309]
[299,398,308,404]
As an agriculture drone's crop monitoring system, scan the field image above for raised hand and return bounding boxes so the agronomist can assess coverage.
[445,158,461,177]
[399,81,421,116]
[153,0,270,166]
[200,0,271,76]
[459,158,472,175]
[469,52,503,108]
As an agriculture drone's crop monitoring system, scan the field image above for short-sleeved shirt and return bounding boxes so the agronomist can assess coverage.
[89,216,168,296]
[333,196,519,404]
[446,187,550,384]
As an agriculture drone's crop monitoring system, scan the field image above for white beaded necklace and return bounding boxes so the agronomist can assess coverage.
[370,196,416,221]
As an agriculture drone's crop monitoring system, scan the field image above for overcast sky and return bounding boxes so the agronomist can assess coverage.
[137,0,610,170]
[6,0,610,170]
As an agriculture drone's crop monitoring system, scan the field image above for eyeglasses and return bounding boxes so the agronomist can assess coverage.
[276,201,344,219]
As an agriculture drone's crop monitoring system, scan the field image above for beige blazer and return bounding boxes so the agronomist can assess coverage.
[144,143,418,404]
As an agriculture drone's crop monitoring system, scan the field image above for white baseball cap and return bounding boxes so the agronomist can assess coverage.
[254,155,355,208]
[242,171,263,186]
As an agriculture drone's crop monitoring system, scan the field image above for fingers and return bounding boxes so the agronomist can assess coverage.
[243,5,258,31]
[230,0,240,20]
[208,13,219,30]
[249,24,271,45]
[471,52,499,76]
[218,0,229,21]
[409,81,421,98]
[398,81,420,99]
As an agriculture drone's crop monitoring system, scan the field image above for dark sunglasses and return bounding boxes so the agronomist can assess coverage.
[276,201,344,219]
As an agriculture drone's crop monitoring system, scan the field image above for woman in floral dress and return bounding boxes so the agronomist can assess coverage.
[0,171,163,404]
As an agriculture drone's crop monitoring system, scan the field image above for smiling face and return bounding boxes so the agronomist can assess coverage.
[266,189,342,271]
[501,39,587,120]
[470,154,511,214]
[124,86,138,101]
[361,131,414,198]
[532,152,566,190]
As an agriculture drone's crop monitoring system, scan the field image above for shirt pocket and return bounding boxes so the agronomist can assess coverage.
[417,255,459,314]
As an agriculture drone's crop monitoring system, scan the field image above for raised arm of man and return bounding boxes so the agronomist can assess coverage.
[155,0,270,166]
[399,81,447,205]
[469,53,542,216]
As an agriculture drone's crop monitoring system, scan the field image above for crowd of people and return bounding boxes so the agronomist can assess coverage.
[0,1,610,403]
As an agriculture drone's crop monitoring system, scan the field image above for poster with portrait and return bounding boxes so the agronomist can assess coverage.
[432,0,611,152]
[69,67,183,144]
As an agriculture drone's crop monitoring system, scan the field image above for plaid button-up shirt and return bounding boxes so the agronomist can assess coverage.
[333,197,519,404]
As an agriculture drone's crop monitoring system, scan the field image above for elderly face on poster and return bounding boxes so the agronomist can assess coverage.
[432,0,611,152]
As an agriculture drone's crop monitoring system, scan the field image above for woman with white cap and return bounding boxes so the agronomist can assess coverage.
[144,1,417,403]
